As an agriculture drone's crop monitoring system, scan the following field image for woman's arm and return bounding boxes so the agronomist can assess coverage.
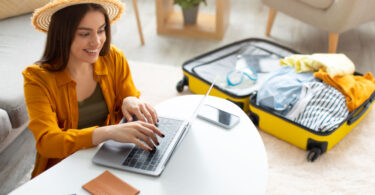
[108,46,158,124]
[23,68,95,159]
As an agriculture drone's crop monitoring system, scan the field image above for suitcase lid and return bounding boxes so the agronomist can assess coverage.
[182,38,298,98]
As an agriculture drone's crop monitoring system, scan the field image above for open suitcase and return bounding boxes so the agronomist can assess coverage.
[176,38,375,161]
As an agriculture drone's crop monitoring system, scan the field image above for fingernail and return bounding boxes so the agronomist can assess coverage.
[155,123,159,127]
[157,119,159,122]
[162,134,165,138]
[154,146,156,150]
[157,142,160,146]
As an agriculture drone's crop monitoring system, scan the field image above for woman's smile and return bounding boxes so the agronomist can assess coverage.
[84,48,99,56]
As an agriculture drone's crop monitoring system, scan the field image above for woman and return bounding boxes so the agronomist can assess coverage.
[23,0,162,178]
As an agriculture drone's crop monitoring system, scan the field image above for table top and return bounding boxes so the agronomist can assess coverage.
[11,95,268,195]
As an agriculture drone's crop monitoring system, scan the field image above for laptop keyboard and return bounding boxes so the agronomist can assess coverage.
[122,117,184,171]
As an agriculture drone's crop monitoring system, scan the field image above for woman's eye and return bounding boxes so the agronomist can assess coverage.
[79,33,89,37]
[98,29,105,34]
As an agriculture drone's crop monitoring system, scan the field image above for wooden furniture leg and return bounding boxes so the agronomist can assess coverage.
[328,32,339,53]
[132,0,145,45]
[266,8,277,36]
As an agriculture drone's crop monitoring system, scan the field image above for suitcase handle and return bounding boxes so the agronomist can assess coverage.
[347,101,372,125]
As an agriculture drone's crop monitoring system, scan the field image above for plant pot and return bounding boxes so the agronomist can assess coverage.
[182,5,199,24]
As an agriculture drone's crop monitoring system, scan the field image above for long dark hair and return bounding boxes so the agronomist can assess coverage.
[37,3,111,72]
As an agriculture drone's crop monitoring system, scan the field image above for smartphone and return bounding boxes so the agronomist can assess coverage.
[197,104,240,129]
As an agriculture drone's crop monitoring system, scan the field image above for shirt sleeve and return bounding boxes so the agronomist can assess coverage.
[110,46,141,122]
[23,68,95,159]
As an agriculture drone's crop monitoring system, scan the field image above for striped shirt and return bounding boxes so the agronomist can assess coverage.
[287,82,349,132]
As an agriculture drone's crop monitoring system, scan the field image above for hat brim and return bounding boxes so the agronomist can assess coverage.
[32,0,125,33]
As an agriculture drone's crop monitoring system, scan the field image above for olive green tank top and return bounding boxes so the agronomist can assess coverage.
[77,84,109,129]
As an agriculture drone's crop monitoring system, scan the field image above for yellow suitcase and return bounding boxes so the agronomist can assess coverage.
[176,38,297,112]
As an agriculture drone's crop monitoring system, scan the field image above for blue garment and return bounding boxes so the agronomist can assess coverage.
[256,66,315,113]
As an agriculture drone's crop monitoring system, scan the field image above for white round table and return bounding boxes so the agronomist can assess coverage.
[10,95,268,195]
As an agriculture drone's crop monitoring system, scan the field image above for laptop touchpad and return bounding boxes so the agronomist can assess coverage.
[93,140,134,165]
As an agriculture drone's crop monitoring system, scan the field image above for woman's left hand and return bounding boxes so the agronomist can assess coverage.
[121,97,158,124]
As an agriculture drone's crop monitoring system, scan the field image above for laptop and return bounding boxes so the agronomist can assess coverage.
[92,79,217,176]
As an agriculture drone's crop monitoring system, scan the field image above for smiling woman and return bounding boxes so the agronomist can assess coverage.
[23,0,163,178]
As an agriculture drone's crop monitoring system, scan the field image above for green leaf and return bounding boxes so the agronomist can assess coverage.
[173,0,207,9]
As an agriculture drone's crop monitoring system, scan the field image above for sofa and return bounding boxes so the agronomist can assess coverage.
[0,0,49,194]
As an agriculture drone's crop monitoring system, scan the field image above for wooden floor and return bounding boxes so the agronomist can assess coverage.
[115,0,375,74]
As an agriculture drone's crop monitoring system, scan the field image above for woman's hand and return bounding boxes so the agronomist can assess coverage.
[92,121,164,151]
[121,97,158,124]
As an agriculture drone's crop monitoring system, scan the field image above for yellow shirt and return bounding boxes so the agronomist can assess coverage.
[23,45,140,177]
[314,69,375,112]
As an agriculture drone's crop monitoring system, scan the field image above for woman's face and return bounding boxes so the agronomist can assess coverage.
[69,10,106,65]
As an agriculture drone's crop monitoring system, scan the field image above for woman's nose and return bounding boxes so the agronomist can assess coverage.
[90,33,100,47]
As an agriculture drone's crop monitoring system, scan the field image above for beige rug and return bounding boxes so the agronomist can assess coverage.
[129,60,375,195]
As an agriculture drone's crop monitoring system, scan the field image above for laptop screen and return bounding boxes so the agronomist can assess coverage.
[187,76,217,124]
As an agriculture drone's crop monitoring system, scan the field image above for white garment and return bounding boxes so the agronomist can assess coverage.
[310,53,355,78]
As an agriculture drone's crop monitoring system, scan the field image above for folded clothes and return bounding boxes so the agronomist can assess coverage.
[314,69,375,112]
[286,82,349,132]
[256,66,315,113]
[280,53,355,78]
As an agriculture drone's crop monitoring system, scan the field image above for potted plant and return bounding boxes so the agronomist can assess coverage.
[174,0,207,24]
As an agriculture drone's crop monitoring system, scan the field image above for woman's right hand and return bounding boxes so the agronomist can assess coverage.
[92,121,164,151]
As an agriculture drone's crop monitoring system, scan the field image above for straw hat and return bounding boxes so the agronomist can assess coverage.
[32,0,125,33]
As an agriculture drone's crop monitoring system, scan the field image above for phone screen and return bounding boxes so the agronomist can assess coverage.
[197,104,240,129]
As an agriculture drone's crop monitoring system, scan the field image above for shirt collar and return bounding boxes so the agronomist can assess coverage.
[93,57,108,76]
[56,68,73,87]
[55,56,108,87]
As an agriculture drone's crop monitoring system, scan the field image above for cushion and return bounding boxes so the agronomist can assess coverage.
[298,0,334,10]
[0,109,11,143]
[0,0,49,20]
[0,95,28,129]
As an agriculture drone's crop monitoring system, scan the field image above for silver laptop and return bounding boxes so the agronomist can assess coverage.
[92,80,216,176]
